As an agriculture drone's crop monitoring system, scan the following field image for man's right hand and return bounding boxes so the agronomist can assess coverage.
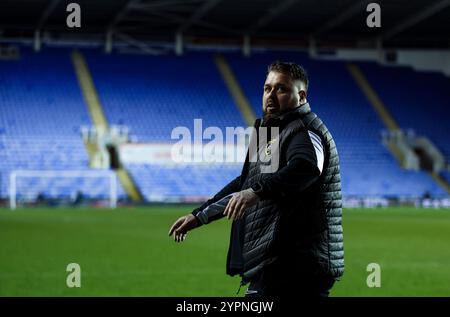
[168,214,199,242]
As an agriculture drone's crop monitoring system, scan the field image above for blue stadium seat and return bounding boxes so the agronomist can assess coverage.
[126,164,241,202]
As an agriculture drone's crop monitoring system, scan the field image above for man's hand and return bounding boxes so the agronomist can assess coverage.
[168,214,199,242]
[223,188,260,221]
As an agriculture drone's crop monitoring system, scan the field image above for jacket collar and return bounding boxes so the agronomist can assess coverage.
[258,102,311,128]
[296,102,311,116]
[278,102,311,120]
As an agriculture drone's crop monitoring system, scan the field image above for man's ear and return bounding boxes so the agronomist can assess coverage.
[298,90,307,104]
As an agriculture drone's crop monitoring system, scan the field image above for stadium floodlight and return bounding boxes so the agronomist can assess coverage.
[9,170,118,210]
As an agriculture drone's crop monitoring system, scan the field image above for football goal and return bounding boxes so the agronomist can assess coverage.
[9,170,118,210]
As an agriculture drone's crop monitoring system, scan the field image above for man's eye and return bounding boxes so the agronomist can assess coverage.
[277,87,286,92]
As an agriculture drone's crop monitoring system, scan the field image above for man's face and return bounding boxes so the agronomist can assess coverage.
[262,71,305,118]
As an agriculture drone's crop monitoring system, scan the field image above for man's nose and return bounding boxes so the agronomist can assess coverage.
[267,88,276,99]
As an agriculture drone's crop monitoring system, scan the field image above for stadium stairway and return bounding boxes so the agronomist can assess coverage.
[70,50,143,202]
[346,64,399,131]
[430,172,450,194]
[347,63,450,195]
[214,54,257,126]
[82,51,248,202]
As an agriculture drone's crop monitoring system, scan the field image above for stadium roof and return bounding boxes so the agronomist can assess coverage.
[1,0,449,53]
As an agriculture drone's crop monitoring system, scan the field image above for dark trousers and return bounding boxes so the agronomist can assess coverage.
[244,266,335,298]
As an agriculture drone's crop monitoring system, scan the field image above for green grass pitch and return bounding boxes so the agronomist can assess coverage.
[1,206,449,296]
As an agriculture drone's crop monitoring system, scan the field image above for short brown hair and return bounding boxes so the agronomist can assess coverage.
[267,61,309,91]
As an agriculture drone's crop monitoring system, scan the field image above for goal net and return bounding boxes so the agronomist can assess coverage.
[9,170,118,210]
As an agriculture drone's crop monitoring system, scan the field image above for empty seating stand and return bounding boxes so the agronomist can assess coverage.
[84,51,245,201]
[358,62,450,160]
[0,47,124,201]
[0,47,448,202]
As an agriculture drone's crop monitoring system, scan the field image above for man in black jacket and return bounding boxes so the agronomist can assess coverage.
[169,61,344,297]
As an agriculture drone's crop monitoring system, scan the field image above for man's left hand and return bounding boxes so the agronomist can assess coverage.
[223,189,260,221]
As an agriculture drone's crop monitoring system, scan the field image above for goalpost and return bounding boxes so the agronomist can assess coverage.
[9,170,118,210]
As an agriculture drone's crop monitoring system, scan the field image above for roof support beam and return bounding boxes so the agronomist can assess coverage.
[242,34,251,57]
[36,0,61,30]
[34,0,61,51]
[106,0,144,54]
[129,0,200,11]
[246,0,299,35]
[177,0,223,33]
[108,0,142,32]
[381,0,450,40]
[312,0,372,37]
[115,32,168,55]
[175,32,183,55]
[145,10,240,35]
